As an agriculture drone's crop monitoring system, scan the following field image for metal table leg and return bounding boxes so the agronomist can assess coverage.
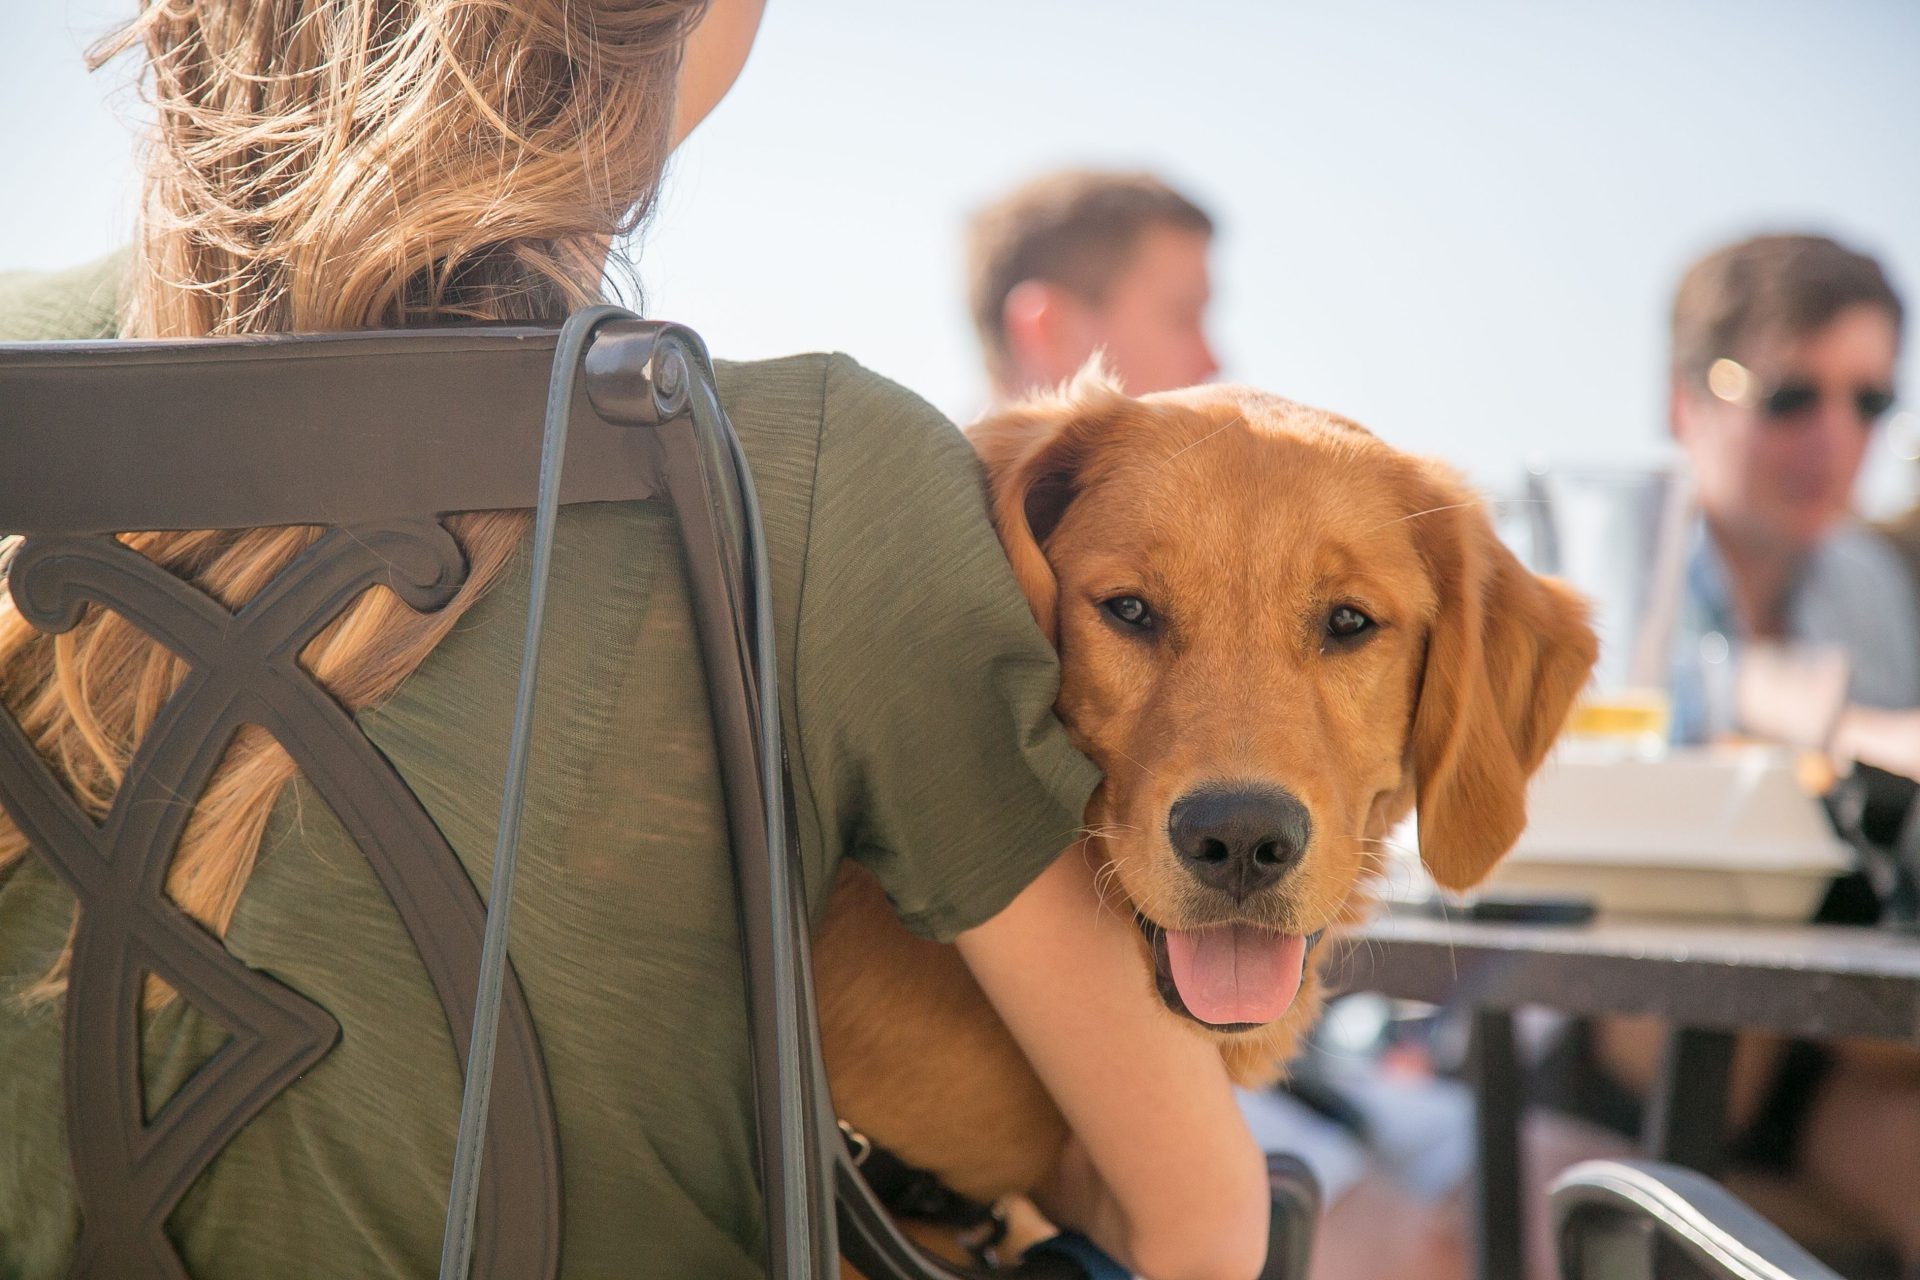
[1469,1008,1526,1280]
[1642,1026,1735,1175]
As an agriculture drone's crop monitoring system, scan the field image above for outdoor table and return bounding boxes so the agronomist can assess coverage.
[1331,913,1920,1280]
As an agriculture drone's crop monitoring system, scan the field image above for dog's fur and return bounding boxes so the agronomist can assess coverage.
[814,372,1597,1235]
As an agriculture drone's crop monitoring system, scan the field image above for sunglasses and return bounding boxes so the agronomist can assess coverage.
[1707,357,1898,426]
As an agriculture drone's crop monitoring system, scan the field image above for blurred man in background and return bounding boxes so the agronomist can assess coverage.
[966,169,1220,399]
[1667,232,1918,746]
[1565,232,1920,1275]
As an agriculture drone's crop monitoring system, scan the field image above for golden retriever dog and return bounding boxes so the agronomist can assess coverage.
[813,371,1597,1260]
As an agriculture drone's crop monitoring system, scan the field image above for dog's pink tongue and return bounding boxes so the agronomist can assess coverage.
[1165,926,1306,1026]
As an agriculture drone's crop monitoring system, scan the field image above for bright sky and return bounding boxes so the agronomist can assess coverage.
[7,1,1919,504]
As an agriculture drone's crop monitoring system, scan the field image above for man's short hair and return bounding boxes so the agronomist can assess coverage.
[1671,232,1904,384]
[967,169,1214,383]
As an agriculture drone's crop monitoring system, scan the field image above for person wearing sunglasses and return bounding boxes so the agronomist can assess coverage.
[1567,232,1920,1270]
[1666,231,1915,746]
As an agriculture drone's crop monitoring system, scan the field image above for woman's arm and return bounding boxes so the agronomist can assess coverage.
[955,845,1270,1280]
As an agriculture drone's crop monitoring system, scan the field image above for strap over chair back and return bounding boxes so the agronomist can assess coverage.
[2,310,856,1280]
[0,310,1318,1280]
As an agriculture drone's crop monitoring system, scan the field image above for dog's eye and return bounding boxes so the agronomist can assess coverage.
[1103,595,1155,630]
[1326,605,1375,640]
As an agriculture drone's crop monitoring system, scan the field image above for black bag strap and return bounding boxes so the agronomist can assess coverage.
[472,311,1074,1280]
[436,306,624,1277]
[436,310,838,1280]
[560,315,1189,1280]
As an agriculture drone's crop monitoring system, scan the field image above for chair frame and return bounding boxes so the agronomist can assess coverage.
[0,313,1316,1280]
[1551,1160,1844,1280]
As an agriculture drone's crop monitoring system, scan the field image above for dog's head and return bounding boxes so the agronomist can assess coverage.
[969,371,1597,1080]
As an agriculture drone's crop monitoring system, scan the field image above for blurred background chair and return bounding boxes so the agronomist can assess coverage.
[1552,1159,1844,1280]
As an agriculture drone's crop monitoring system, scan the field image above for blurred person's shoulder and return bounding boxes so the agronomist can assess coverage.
[1801,523,1920,707]
[1815,523,1915,597]
[0,252,127,340]
[1875,506,1920,600]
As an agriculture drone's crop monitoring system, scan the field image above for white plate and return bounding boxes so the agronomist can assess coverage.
[1483,746,1852,922]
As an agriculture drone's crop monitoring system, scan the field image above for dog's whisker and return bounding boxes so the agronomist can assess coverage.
[1093,858,1132,900]
[1158,415,1241,466]
[1425,892,1460,983]
[1343,834,1426,901]
[1367,500,1481,531]
[1365,495,1551,535]
[1092,857,1120,894]
[1105,746,1173,791]
[1085,851,1138,926]
[1076,822,1140,842]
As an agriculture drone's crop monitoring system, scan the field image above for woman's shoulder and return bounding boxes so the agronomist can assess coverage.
[0,251,127,341]
[712,351,967,459]
[710,350,986,567]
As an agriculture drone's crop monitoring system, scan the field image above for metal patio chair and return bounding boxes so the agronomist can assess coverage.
[0,309,1319,1280]
[1551,1160,1844,1280]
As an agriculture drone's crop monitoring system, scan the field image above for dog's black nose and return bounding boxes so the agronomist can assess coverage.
[1168,786,1311,900]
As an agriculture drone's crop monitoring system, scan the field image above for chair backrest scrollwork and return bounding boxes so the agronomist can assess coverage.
[0,322,682,1280]
[0,521,560,1280]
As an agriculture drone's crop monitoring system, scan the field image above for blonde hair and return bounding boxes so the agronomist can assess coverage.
[0,0,707,1004]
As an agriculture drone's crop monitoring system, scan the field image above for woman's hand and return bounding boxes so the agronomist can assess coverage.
[956,845,1270,1280]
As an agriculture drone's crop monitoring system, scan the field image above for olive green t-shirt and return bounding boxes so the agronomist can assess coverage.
[0,258,1099,1278]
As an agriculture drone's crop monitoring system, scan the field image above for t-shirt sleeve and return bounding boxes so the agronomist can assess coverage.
[0,251,126,341]
[793,355,1100,940]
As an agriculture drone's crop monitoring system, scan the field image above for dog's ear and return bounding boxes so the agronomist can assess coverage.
[1404,461,1597,891]
[965,359,1130,641]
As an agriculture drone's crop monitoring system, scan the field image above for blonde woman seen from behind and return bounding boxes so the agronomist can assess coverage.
[0,3,1266,1277]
